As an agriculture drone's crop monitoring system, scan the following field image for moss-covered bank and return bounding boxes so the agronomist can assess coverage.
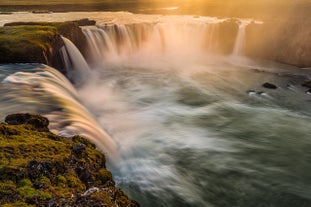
[0,113,139,207]
[0,19,94,72]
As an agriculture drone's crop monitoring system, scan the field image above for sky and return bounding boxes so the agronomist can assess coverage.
[0,0,310,20]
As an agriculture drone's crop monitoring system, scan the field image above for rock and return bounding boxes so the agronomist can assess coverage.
[72,143,87,157]
[27,160,53,180]
[5,113,49,132]
[82,187,100,196]
[0,114,139,206]
[306,89,311,95]
[217,19,239,54]
[1,20,93,72]
[73,18,96,26]
[245,20,311,68]
[262,82,277,89]
[302,80,311,88]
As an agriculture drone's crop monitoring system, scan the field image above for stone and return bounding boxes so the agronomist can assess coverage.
[5,113,49,132]
[262,82,277,89]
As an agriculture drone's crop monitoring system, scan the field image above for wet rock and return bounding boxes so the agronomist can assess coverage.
[5,113,49,132]
[73,143,87,156]
[262,82,277,89]
[73,18,96,26]
[27,160,53,180]
[302,80,311,88]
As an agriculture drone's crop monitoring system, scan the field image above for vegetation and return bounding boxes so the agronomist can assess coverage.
[0,25,58,63]
[0,19,93,65]
[0,113,139,207]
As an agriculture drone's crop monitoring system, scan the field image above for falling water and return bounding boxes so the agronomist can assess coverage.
[232,20,251,56]
[82,20,223,64]
[1,12,311,207]
[0,64,118,159]
[62,37,90,72]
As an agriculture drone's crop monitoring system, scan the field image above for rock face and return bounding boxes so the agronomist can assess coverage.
[244,20,311,68]
[5,113,49,132]
[0,113,139,207]
[217,19,239,54]
[0,19,94,72]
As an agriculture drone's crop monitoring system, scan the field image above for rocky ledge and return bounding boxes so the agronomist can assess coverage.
[0,19,94,73]
[0,113,139,207]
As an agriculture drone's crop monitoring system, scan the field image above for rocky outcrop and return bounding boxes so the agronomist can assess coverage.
[244,20,311,68]
[217,19,239,54]
[0,19,95,72]
[0,113,139,207]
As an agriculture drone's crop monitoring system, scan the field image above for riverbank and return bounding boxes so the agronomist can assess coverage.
[0,113,139,207]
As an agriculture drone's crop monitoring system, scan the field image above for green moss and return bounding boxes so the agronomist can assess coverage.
[0,180,16,194]
[17,179,32,187]
[64,169,86,191]
[17,185,37,199]
[56,175,67,188]
[0,114,139,207]
[0,25,59,63]
[98,168,113,185]
[72,135,96,149]
[2,203,35,207]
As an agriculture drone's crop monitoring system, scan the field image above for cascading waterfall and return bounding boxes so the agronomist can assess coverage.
[232,19,252,56]
[82,21,223,64]
[59,46,72,72]
[1,12,311,207]
[62,37,90,73]
[0,64,118,160]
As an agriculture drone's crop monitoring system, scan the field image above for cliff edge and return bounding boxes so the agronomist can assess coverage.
[0,113,139,207]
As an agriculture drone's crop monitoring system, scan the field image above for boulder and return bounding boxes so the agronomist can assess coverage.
[5,113,49,132]
[262,82,277,89]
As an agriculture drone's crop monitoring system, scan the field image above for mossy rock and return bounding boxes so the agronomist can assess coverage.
[0,113,139,207]
[0,25,60,64]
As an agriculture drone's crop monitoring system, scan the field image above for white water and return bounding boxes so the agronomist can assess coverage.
[232,19,252,56]
[0,65,118,159]
[62,37,90,74]
[76,15,311,207]
[1,12,311,207]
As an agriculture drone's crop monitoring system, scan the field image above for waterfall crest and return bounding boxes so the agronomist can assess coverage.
[82,19,252,64]
[232,20,252,56]
[82,21,224,63]
[62,37,90,73]
[1,64,118,160]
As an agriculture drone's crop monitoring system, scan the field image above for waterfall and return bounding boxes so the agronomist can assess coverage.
[59,46,72,71]
[82,21,222,63]
[61,36,91,74]
[232,20,251,56]
[0,64,118,161]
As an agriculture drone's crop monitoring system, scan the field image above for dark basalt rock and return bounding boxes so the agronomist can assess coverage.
[72,143,87,156]
[27,160,53,181]
[5,113,49,132]
[262,82,277,89]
